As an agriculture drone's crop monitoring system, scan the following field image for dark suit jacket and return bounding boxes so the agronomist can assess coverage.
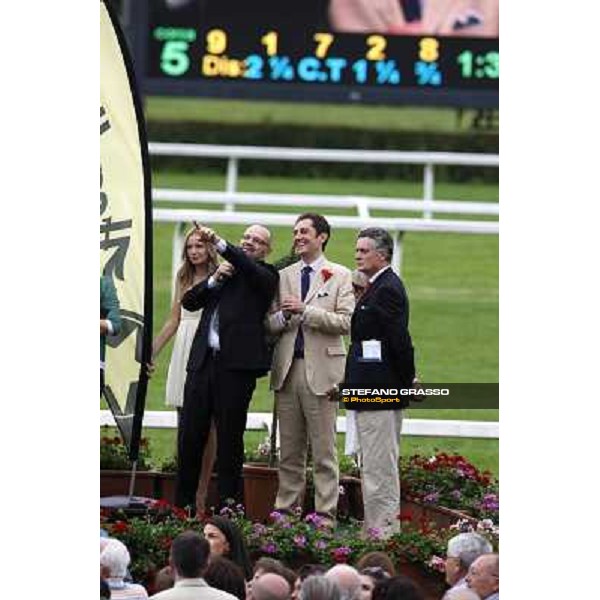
[344,267,415,410]
[182,242,278,375]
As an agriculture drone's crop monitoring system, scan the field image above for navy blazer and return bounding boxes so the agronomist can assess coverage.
[344,268,415,410]
[182,243,278,375]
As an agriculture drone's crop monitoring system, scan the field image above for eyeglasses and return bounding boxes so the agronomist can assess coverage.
[242,233,269,246]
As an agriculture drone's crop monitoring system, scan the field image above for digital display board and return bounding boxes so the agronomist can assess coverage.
[134,1,498,107]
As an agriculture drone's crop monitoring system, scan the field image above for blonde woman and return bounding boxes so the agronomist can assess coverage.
[152,226,219,514]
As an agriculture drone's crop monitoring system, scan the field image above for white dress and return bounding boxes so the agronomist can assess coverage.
[165,306,202,407]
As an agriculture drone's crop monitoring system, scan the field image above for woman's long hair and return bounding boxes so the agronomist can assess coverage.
[175,226,219,298]
[206,516,253,580]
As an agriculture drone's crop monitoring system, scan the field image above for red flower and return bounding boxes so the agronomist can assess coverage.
[112,520,129,533]
[321,268,333,282]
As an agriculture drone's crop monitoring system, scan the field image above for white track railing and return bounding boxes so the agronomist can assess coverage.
[149,143,498,287]
[100,410,499,440]
[149,142,499,218]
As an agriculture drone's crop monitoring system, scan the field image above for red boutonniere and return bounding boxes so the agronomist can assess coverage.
[321,268,333,282]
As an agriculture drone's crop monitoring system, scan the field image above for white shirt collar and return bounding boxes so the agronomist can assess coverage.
[368,264,391,284]
[301,254,326,272]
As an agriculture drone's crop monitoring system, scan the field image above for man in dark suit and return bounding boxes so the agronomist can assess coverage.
[175,224,278,510]
[342,227,416,537]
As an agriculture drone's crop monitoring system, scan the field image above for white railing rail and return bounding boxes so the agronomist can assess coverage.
[100,410,499,440]
[149,142,499,218]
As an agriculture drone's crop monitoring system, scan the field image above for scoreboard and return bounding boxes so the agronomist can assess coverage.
[132,1,498,108]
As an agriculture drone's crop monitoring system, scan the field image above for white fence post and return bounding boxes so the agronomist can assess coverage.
[423,162,435,219]
[392,231,404,275]
[225,157,239,212]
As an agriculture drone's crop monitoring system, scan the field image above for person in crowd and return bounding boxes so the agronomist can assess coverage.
[340,227,416,537]
[175,224,278,511]
[154,567,175,594]
[300,576,341,600]
[250,573,291,600]
[100,538,148,600]
[371,575,424,600]
[355,552,395,577]
[292,565,327,600]
[357,567,390,600]
[328,0,407,34]
[251,558,297,595]
[150,531,237,600]
[203,556,246,600]
[203,516,253,580]
[442,532,493,598]
[325,564,361,600]
[101,578,111,599]
[267,213,354,525]
[151,226,220,515]
[100,274,122,394]
[466,554,499,600]
[351,270,369,301]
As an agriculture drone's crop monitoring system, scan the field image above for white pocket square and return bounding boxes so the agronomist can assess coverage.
[317,291,329,298]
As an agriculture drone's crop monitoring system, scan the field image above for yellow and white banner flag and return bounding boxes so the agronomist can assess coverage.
[100,0,152,460]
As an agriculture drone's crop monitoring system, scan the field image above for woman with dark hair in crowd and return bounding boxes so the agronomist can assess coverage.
[203,556,246,600]
[203,516,253,580]
[371,575,425,600]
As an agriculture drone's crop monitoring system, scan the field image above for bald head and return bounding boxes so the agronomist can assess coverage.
[326,565,361,600]
[241,224,272,260]
[252,572,291,600]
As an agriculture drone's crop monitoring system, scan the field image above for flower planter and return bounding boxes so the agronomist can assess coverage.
[100,470,158,498]
[400,498,477,529]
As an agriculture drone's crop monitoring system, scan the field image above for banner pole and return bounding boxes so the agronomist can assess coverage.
[127,459,138,501]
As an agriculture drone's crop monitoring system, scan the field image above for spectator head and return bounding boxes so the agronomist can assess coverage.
[204,516,253,579]
[100,538,131,580]
[446,533,493,586]
[293,565,327,600]
[241,224,272,260]
[154,566,175,593]
[325,565,361,600]
[253,557,297,590]
[169,530,210,579]
[252,572,291,600]
[300,575,341,600]
[355,228,394,277]
[294,213,331,259]
[355,552,396,577]
[358,567,390,600]
[371,575,424,600]
[204,556,246,600]
[466,553,499,599]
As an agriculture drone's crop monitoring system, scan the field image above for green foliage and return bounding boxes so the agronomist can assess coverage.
[100,426,151,470]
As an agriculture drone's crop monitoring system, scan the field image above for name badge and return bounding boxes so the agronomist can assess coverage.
[361,339,382,361]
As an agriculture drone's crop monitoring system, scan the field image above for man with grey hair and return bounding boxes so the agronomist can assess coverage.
[301,576,341,600]
[325,564,361,600]
[340,227,416,537]
[100,538,148,599]
[443,532,493,597]
[466,553,499,600]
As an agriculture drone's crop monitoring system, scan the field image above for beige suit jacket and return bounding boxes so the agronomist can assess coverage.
[150,578,238,600]
[267,259,354,395]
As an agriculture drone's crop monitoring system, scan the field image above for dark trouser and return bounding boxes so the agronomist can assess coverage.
[175,351,256,510]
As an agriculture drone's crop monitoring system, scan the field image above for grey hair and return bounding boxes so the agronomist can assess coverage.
[447,533,493,570]
[357,228,394,262]
[444,588,481,600]
[100,538,131,579]
[301,576,342,600]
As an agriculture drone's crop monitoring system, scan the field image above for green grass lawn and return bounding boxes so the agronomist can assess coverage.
[103,170,499,475]
[145,97,496,133]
